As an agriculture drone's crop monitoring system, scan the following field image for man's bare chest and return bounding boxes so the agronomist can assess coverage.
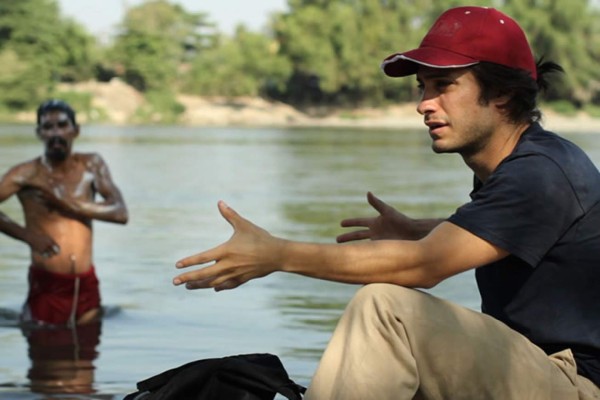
[43,168,96,199]
[21,162,97,203]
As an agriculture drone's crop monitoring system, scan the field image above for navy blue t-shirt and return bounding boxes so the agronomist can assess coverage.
[448,122,600,386]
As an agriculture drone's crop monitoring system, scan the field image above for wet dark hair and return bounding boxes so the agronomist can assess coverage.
[470,59,564,124]
[36,99,77,126]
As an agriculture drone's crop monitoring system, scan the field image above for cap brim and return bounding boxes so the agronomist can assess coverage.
[381,47,479,77]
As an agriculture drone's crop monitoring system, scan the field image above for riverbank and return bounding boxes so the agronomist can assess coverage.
[11,78,600,133]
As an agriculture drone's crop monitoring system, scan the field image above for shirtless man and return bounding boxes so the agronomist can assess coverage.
[0,99,128,326]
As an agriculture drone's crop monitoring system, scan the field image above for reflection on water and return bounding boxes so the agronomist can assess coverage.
[23,322,101,395]
[1,123,599,398]
[0,305,122,399]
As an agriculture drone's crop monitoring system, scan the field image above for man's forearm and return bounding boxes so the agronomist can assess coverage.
[278,238,428,287]
[0,211,30,243]
[78,200,128,224]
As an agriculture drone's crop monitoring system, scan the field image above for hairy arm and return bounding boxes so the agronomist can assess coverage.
[173,201,508,291]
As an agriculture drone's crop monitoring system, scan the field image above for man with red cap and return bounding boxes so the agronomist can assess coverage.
[173,6,600,399]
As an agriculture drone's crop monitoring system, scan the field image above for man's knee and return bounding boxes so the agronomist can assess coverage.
[348,284,427,318]
[353,283,410,300]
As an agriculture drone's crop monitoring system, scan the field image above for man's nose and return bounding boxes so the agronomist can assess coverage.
[417,98,435,116]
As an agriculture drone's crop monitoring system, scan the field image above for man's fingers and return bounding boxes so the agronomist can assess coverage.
[213,271,258,291]
[182,276,218,290]
[175,253,211,269]
[336,230,371,243]
[175,245,223,269]
[173,262,220,286]
[176,267,249,291]
[213,275,246,291]
[214,281,239,291]
[174,201,241,287]
[218,200,242,229]
[340,218,370,228]
[367,191,388,213]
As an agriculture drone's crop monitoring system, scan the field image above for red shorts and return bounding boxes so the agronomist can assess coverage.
[23,265,101,325]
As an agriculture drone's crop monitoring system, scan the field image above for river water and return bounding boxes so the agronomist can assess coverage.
[1,123,599,399]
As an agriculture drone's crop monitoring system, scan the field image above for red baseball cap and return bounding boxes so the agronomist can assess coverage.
[381,6,537,80]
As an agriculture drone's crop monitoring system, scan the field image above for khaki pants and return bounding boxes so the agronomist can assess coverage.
[305,284,600,400]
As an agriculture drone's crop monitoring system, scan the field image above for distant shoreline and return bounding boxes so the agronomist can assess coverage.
[6,79,600,134]
[10,100,600,135]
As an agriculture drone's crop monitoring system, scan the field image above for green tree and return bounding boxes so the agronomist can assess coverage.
[0,0,97,109]
[273,0,600,108]
[58,20,98,83]
[182,26,292,97]
[503,0,600,106]
[271,0,454,106]
[0,48,43,110]
[107,0,216,92]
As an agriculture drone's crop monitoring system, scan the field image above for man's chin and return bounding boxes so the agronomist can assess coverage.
[45,149,68,161]
[431,143,453,154]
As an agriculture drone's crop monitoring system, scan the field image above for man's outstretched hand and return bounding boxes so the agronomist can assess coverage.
[173,201,283,292]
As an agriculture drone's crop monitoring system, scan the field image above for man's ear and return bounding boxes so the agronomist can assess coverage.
[73,124,80,138]
[492,93,511,115]
[35,126,41,139]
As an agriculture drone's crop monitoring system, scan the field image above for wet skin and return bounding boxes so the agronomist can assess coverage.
[0,111,128,324]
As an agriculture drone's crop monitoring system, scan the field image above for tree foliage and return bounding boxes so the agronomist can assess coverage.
[503,0,600,104]
[182,26,292,97]
[0,0,599,117]
[0,0,96,108]
[106,0,216,92]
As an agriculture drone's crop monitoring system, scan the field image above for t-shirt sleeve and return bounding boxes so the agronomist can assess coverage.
[448,154,583,267]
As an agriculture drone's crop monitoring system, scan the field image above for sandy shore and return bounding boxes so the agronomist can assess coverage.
[104,80,600,134]
[177,96,600,134]
[12,79,600,134]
